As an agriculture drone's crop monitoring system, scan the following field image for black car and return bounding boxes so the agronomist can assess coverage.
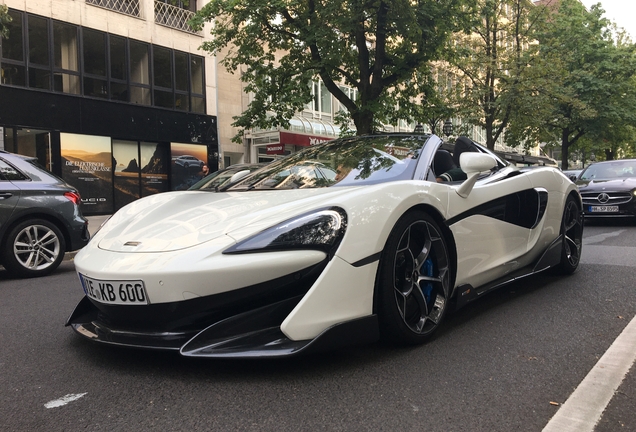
[0,151,90,277]
[576,159,636,220]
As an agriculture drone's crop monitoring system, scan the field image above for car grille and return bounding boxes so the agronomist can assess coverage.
[581,191,633,205]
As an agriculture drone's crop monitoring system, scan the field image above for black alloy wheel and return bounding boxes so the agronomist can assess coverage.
[378,211,452,345]
[557,195,583,274]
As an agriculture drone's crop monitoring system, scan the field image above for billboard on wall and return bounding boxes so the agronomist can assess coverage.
[60,133,113,214]
[170,142,208,190]
[140,142,169,197]
[113,140,140,210]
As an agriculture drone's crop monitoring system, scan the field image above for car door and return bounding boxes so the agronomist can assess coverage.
[445,170,546,290]
[0,158,25,235]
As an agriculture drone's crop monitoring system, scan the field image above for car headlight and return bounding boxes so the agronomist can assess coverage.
[224,207,347,255]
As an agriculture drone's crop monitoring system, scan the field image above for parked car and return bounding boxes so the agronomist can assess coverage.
[0,151,90,278]
[562,169,582,182]
[174,155,205,169]
[576,159,636,220]
[67,134,582,358]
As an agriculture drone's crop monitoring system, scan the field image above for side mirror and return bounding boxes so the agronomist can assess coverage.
[229,169,252,184]
[456,153,497,198]
[568,174,578,182]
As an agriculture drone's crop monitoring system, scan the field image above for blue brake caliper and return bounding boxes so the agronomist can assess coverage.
[421,258,434,306]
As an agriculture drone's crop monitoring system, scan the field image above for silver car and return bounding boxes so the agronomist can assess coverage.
[0,151,90,278]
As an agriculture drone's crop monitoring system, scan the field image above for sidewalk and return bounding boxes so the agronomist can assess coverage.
[64,215,111,261]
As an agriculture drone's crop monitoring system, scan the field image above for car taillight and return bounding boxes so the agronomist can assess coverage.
[64,191,81,205]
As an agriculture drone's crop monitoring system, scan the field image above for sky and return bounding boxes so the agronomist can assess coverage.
[579,0,636,39]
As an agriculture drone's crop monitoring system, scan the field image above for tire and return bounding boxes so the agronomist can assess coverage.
[184,162,190,168]
[2,219,66,278]
[377,211,452,345]
[555,195,583,275]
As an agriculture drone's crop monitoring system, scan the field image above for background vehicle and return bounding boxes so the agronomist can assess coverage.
[0,151,89,278]
[174,155,204,169]
[563,169,582,182]
[576,159,636,220]
[67,134,582,358]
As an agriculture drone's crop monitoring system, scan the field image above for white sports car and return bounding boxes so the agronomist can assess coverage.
[67,134,583,358]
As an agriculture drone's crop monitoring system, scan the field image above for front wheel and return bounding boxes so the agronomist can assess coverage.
[377,211,452,345]
[2,219,66,278]
[555,195,583,275]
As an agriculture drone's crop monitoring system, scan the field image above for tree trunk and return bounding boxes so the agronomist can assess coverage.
[352,111,375,135]
[561,128,570,170]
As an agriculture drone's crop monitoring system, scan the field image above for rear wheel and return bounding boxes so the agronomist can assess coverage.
[556,195,583,275]
[2,219,66,278]
[377,211,452,345]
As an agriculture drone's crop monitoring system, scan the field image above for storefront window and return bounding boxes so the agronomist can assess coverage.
[60,133,114,214]
[170,142,208,190]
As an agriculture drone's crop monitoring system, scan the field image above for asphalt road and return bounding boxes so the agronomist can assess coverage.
[1,219,635,432]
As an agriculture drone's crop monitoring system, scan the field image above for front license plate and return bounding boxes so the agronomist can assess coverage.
[588,205,619,213]
[79,273,149,305]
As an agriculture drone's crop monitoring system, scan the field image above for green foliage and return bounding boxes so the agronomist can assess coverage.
[509,0,636,168]
[450,0,539,150]
[190,0,475,141]
[0,4,12,39]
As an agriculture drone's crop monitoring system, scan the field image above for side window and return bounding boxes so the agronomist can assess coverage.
[0,159,29,181]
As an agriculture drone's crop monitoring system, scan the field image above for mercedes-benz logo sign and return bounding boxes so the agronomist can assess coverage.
[597,193,610,204]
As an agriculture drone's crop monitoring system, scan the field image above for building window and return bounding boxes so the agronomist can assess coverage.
[130,40,151,105]
[83,28,108,98]
[1,10,26,86]
[53,22,80,94]
[1,9,205,113]
[27,15,50,90]
[153,45,173,108]
[109,35,128,101]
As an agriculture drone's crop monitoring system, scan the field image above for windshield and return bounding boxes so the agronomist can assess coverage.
[225,134,431,191]
[189,164,265,191]
[580,160,636,180]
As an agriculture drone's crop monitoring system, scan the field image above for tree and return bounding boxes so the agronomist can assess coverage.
[1,4,12,39]
[515,0,636,168]
[449,0,539,150]
[191,0,475,140]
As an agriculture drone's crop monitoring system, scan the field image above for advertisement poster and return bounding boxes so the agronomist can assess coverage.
[60,133,113,215]
[113,140,140,210]
[140,142,169,197]
[170,142,208,190]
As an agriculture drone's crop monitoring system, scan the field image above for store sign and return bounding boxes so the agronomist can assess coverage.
[279,131,332,147]
[266,144,285,155]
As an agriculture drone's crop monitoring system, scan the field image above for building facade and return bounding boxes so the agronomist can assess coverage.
[0,0,218,215]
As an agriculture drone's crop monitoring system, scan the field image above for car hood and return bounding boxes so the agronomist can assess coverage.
[97,188,358,252]
[576,178,636,191]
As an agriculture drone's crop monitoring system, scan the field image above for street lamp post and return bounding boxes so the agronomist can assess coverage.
[442,119,453,139]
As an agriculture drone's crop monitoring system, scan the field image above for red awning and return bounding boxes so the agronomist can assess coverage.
[279,131,333,147]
